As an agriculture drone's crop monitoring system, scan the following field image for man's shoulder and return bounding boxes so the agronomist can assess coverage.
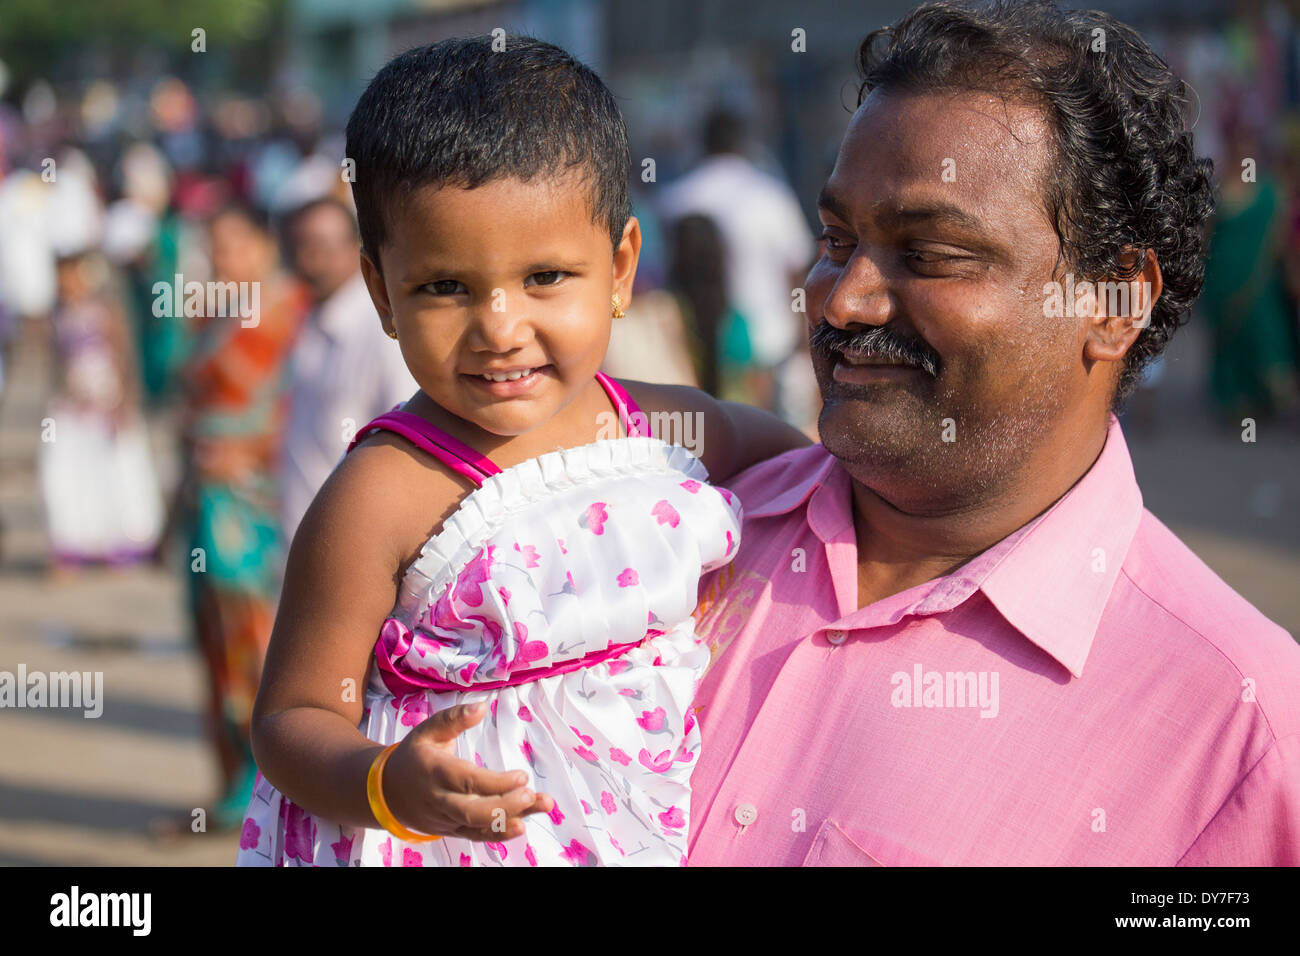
[1119,507,1300,729]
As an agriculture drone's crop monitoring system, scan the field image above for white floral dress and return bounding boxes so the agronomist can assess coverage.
[236,374,743,866]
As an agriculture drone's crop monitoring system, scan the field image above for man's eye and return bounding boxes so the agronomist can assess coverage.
[528,270,567,286]
[424,280,464,295]
[904,249,963,269]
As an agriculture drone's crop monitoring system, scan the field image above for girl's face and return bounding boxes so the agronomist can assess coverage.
[362,173,639,439]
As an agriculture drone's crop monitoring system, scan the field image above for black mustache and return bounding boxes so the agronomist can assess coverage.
[809,322,941,377]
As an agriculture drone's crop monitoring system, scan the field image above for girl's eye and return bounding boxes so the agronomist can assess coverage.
[424,279,465,295]
[528,270,567,287]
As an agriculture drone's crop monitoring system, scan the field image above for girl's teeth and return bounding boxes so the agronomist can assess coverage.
[481,368,533,382]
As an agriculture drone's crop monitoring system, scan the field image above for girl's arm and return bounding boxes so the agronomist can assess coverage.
[250,433,551,839]
[620,379,814,482]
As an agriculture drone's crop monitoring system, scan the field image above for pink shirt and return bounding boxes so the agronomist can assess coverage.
[688,415,1300,865]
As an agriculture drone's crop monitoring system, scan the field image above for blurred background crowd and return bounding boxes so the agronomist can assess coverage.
[0,0,1298,864]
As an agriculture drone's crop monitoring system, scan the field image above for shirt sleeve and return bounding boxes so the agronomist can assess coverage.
[1176,732,1300,866]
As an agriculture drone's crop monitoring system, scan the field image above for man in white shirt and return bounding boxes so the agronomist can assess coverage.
[279,197,418,545]
[657,109,816,416]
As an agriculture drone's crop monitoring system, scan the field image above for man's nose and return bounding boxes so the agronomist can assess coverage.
[822,252,892,329]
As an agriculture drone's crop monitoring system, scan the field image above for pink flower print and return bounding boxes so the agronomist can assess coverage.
[466,615,503,644]
[718,486,735,506]
[485,841,508,861]
[618,688,638,697]
[283,801,317,864]
[608,659,629,676]
[579,502,609,535]
[511,630,549,668]
[459,853,471,866]
[514,542,540,568]
[684,710,696,737]
[498,586,511,606]
[651,499,681,528]
[561,839,596,866]
[601,791,617,814]
[548,803,565,826]
[570,725,594,746]
[517,705,533,722]
[573,745,599,763]
[680,479,702,493]
[674,743,696,764]
[617,568,639,587]
[639,748,674,773]
[454,545,496,607]
[609,747,632,766]
[659,806,685,830]
[399,694,430,727]
[490,699,498,721]
[474,752,485,768]
[557,538,567,554]
[610,834,626,857]
[525,844,538,867]
[520,739,536,766]
[380,837,392,867]
[636,706,666,732]
[402,847,424,867]
[458,661,478,683]
[580,799,593,815]
[725,530,734,556]
[561,570,578,595]
[330,832,354,864]
[239,818,261,851]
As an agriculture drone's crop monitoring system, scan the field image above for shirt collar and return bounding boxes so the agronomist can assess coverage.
[743,415,1142,679]
[977,414,1143,678]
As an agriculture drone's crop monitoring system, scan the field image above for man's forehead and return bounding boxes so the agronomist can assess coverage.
[821,88,1053,218]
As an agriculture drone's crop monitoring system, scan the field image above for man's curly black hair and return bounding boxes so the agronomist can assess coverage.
[856,0,1216,406]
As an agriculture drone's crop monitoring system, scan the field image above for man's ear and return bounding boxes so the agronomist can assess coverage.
[612,216,642,308]
[1083,246,1163,365]
[360,249,396,337]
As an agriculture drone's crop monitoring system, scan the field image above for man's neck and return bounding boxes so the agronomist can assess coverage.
[850,412,1111,610]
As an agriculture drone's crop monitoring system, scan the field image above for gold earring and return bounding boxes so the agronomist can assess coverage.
[385,326,398,340]
[611,293,626,319]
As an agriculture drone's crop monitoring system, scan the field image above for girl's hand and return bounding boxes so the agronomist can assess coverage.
[383,702,554,841]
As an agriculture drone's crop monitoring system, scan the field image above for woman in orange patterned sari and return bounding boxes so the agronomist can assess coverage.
[170,203,308,832]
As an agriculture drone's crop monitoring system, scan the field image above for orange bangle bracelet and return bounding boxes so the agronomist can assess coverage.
[366,743,441,843]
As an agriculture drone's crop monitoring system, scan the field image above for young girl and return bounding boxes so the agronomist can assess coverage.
[236,35,810,866]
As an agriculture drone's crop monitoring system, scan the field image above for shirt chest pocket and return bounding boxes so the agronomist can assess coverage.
[801,819,942,867]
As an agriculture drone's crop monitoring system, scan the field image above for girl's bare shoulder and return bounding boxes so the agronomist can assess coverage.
[302,430,480,578]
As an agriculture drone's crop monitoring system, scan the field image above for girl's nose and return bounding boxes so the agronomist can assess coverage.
[468,296,533,353]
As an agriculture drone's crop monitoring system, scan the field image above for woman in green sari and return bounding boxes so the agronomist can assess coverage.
[1201,130,1298,421]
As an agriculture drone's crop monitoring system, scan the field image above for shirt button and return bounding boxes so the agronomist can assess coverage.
[733,802,758,827]
[826,629,847,645]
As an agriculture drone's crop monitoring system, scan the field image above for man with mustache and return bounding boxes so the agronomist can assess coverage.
[680,0,1300,865]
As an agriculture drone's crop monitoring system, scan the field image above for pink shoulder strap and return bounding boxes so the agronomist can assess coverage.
[347,406,501,487]
[349,376,646,482]
[595,371,647,438]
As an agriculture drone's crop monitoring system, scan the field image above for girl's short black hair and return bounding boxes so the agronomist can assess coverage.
[857,0,1216,405]
[346,34,631,266]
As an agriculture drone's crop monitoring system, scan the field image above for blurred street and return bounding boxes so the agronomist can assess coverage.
[0,319,231,865]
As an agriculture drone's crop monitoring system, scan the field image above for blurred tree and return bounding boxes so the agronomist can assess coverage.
[0,0,286,92]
